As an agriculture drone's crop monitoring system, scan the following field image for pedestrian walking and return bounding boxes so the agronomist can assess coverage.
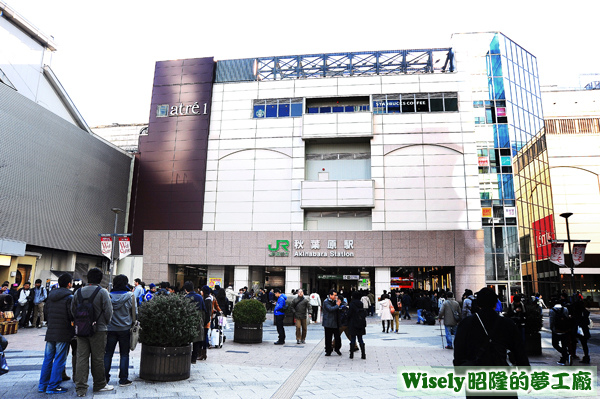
[290,289,310,344]
[379,294,393,333]
[38,273,73,394]
[401,291,412,320]
[550,300,571,365]
[71,267,114,397]
[461,289,475,319]
[104,274,136,387]
[438,292,460,349]
[347,291,367,359]
[391,290,402,333]
[273,289,287,345]
[454,287,529,368]
[572,300,591,364]
[322,290,341,356]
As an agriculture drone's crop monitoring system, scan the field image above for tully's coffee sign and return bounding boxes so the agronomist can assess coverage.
[268,239,355,258]
[156,102,208,117]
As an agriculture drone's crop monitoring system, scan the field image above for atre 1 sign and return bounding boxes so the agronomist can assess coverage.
[532,215,555,260]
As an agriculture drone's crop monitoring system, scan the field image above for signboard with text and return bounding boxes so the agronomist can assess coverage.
[532,215,555,260]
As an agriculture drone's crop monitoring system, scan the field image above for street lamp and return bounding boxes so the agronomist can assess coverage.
[559,212,575,294]
[109,208,124,286]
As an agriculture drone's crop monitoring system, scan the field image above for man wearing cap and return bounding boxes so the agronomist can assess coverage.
[144,284,156,302]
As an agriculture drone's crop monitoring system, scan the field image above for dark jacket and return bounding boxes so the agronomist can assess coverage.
[290,295,310,319]
[322,298,339,328]
[44,287,74,342]
[70,284,113,332]
[214,288,228,314]
[347,299,366,336]
[401,293,411,308]
[453,308,529,367]
[186,292,206,342]
[391,294,402,311]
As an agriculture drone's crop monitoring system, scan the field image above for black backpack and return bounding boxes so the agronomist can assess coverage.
[73,286,103,337]
[554,307,570,333]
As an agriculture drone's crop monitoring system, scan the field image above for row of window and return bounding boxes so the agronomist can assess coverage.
[373,93,458,114]
[252,93,459,118]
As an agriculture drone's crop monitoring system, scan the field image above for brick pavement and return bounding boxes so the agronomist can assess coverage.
[0,311,598,398]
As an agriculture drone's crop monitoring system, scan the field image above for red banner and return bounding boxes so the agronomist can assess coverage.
[101,236,112,260]
[532,215,555,260]
[118,237,132,260]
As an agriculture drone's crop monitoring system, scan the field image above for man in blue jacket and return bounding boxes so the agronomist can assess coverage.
[273,289,287,345]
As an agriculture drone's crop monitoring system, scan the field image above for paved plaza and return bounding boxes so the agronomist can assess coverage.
[0,310,598,398]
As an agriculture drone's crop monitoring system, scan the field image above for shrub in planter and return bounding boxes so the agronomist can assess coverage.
[232,299,266,343]
[138,293,201,381]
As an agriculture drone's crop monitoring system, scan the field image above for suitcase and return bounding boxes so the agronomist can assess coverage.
[424,311,436,325]
[209,328,224,348]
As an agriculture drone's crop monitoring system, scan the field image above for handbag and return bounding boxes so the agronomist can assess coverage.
[130,321,140,351]
[577,326,584,337]
[389,301,395,313]
[0,350,8,375]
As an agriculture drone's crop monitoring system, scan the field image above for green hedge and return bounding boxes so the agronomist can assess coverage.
[232,299,266,325]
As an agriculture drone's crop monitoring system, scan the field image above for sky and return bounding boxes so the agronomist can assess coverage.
[4,0,600,127]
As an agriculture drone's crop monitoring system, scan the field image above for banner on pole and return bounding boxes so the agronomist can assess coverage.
[118,237,132,260]
[572,243,587,266]
[549,242,565,266]
[101,236,112,260]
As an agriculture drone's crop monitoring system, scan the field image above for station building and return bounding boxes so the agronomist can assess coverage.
[133,32,548,302]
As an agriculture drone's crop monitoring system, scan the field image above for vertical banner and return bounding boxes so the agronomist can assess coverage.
[101,236,112,259]
[572,243,587,266]
[532,215,555,259]
[549,242,565,266]
[118,237,132,260]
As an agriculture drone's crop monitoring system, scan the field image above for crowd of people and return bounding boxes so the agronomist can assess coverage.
[0,276,594,394]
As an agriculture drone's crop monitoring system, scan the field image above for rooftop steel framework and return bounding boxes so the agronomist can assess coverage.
[255,48,455,81]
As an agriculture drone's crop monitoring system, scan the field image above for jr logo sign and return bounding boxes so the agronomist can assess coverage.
[268,240,290,257]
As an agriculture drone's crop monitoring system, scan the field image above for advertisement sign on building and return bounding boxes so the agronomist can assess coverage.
[532,215,555,260]
[478,156,489,167]
[504,207,517,218]
[482,208,492,218]
[208,278,222,288]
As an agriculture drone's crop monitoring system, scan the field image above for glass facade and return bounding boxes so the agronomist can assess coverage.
[476,34,547,301]
[253,98,303,118]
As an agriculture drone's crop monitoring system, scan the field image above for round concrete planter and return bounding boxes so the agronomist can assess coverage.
[139,344,191,381]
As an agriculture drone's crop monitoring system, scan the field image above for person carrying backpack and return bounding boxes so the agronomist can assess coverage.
[454,287,529,368]
[70,268,114,397]
[550,301,571,365]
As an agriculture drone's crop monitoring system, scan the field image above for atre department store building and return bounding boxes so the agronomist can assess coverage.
[133,32,550,302]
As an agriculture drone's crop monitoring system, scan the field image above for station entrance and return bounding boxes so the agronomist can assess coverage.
[307,267,374,300]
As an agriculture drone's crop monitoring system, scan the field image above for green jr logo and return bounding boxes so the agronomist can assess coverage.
[268,240,290,257]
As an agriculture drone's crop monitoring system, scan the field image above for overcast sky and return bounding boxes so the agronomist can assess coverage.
[5,0,600,127]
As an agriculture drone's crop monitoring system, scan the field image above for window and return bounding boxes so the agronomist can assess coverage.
[253,98,303,118]
[305,96,370,114]
[373,92,458,114]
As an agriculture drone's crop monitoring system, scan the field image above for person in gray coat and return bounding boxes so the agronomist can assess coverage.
[322,290,342,356]
[290,289,310,344]
[71,268,114,396]
[103,274,136,387]
[438,292,461,349]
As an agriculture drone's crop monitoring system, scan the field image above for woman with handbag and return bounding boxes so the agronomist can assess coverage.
[379,294,393,333]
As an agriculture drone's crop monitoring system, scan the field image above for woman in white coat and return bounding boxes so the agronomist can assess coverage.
[379,294,393,333]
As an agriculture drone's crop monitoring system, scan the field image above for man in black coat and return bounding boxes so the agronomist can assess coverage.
[38,273,74,394]
[454,287,529,367]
